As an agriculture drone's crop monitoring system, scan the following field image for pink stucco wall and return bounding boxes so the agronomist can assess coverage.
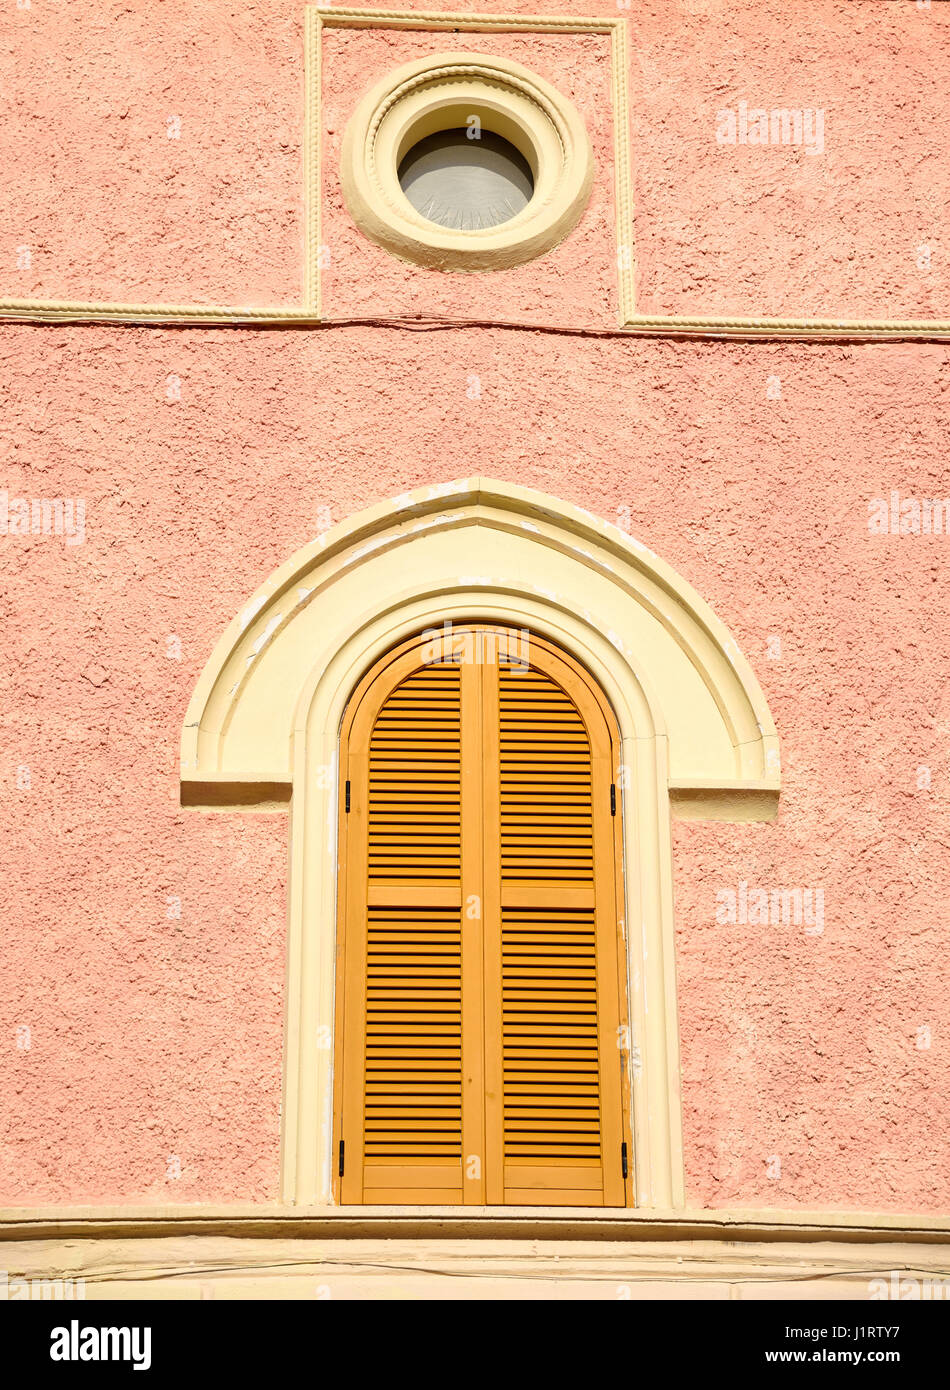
[1,0,946,317]
[1,0,948,1212]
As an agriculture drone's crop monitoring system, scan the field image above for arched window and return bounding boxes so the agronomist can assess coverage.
[333,625,632,1206]
[181,479,780,1208]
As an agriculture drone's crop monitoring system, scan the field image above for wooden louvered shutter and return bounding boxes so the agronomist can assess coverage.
[337,642,476,1204]
[481,632,628,1206]
[335,626,631,1207]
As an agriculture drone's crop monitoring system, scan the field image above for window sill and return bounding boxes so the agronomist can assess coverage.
[2,1203,948,1246]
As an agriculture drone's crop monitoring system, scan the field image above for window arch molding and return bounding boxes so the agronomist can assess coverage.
[180,478,780,1209]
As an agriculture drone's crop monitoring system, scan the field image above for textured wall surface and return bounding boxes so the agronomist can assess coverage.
[0,2,304,307]
[1,324,948,1210]
[0,0,946,318]
[0,0,948,1212]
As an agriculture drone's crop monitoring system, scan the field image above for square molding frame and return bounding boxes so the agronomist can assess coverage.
[303,7,634,317]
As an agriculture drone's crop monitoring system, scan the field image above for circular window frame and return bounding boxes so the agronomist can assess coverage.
[340,53,595,272]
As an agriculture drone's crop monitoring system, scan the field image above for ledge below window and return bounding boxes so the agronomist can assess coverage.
[2,1204,948,1245]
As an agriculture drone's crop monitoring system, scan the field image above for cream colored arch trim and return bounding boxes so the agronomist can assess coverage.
[180,478,780,1209]
[182,477,779,796]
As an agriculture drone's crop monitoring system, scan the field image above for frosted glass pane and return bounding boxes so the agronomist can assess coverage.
[398,129,534,231]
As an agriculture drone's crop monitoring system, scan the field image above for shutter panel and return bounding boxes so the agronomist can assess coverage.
[339,658,466,1203]
[336,627,631,1207]
[484,649,628,1206]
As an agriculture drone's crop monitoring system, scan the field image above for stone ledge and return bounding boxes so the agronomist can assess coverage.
[3,1204,950,1245]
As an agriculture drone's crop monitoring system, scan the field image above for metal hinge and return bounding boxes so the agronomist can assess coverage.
[610,783,617,816]
[345,780,351,813]
[338,1139,345,1177]
[621,1141,628,1180]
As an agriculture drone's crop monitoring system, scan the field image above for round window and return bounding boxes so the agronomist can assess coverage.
[341,54,594,272]
[397,128,535,231]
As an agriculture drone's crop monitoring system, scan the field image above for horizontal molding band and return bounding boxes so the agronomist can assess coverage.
[0,303,947,341]
[3,1204,950,1246]
[315,7,619,33]
[625,318,950,342]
